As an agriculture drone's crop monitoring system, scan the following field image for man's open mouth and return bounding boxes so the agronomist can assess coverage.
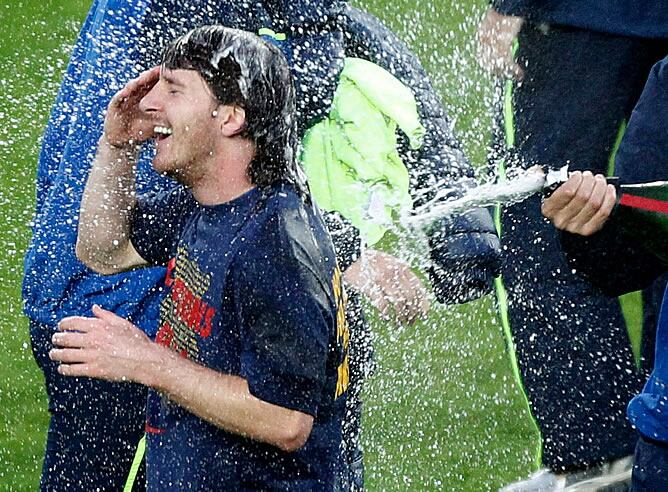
[154,125,173,142]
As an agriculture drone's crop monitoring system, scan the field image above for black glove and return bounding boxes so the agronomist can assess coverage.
[428,207,501,305]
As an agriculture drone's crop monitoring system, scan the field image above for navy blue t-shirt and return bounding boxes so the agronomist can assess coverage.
[130,183,349,490]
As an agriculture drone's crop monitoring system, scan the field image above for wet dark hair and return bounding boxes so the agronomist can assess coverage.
[161,26,304,193]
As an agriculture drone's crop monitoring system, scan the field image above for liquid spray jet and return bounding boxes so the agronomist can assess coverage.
[404,165,668,264]
[403,165,569,230]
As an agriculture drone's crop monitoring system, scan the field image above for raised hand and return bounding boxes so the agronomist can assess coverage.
[103,66,161,148]
[477,7,525,80]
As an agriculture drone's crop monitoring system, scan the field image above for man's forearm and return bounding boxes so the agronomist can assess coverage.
[76,137,144,274]
[138,342,313,452]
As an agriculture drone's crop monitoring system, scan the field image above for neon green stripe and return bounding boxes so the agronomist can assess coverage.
[123,435,146,492]
[258,28,286,41]
[607,120,626,177]
[502,81,515,150]
[494,37,543,469]
[619,291,643,367]
[606,119,644,368]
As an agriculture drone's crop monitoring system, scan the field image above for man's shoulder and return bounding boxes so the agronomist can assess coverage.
[238,184,335,274]
[250,184,324,242]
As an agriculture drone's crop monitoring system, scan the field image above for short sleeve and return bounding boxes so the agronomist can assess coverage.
[130,185,196,266]
[232,223,335,416]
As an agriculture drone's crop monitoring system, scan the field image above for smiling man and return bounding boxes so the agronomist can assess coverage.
[50,26,349,490]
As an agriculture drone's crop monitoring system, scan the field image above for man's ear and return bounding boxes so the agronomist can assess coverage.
[218,105,246,137]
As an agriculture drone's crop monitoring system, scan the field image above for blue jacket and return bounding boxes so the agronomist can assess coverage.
[560,56,668,442]
[23,0,500,332]
[492,0,668,39]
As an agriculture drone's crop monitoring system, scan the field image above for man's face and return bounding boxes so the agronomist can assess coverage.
[139,68,220,185]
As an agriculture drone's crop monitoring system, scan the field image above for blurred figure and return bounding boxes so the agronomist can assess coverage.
[478,1,668,489]
[542,55,668,491]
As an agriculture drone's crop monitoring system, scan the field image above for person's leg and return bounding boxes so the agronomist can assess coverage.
[498,23,661,472]
[30,321,147,491]
[338,292,373,491]
[631,435,668,491]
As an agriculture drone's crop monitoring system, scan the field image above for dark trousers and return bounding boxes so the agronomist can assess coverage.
[497,22,668,471]
[337,291,372,491]
[30,321,147,491]
[631,435,668,491]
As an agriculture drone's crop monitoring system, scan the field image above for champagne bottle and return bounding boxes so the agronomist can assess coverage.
[543,166,668,262]
[608,178,668,264]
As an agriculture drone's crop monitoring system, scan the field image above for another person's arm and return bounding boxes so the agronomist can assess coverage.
[343,6,501,306]
[477,4,524,79]
[51,305,313,452]
[543,57,668,295]
[343,249,430,325]
[76,67,160,274]
[542,171,663,296]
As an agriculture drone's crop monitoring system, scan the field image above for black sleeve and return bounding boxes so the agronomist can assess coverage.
[322,211,361,271]
[130,185,195,266]
[560,217,665,297]
[263,0,344,30]
[262,0,345,131]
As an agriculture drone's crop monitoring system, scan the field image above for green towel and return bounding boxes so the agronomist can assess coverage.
[301,57,425,245]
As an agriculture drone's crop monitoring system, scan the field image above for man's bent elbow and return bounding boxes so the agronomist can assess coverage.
[275,413,313,452]
[75,238,124,275]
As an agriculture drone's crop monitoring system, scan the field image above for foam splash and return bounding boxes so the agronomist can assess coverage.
[404,166,554,229]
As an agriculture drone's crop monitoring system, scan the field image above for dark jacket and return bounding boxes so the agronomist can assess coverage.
[492,0,668,39]
[560,56,668,442]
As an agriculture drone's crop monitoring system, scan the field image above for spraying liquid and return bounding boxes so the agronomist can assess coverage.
[404,165,568,230]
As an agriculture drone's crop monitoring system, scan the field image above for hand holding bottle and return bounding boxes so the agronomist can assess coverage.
[541,170,617,236]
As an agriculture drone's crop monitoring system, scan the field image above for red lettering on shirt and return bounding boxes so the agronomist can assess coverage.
[165,257,176,287]
[168,275,216,339]
[156,322,174,348]
[201,306,216,338]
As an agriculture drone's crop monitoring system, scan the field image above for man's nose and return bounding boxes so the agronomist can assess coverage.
[139,85,161,114]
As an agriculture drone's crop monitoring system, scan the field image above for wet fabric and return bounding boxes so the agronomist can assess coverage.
[612,58,668,444]
[491,0,668,40]
[559,55,668,488]
[30,322,147,492]
[496,23,668,471]
[301,57,423,244]
[131,183,347,490]
[631,436,668,491]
